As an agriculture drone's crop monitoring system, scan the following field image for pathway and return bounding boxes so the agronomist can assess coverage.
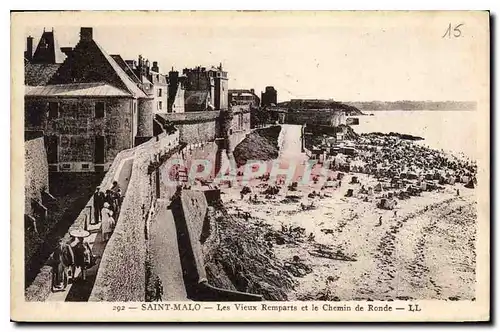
[46,221,106,302]
[149,199,188,300]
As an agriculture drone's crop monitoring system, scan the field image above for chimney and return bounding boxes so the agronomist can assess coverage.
[145,59,150,76]
[250,88,255,94]
[80,27,93,42]
[137,55,144,76]
[125,60,135,69]
[152,61,159,73]
[169,70,179,85]
[26,36,33,61]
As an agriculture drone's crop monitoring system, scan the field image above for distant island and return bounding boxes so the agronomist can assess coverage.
[277,99,364,116]
[344,100,477,111]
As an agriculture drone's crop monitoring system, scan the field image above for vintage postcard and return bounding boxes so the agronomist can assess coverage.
[11,11,490,322]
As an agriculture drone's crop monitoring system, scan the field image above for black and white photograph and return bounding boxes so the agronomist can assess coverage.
[11,11,490,322]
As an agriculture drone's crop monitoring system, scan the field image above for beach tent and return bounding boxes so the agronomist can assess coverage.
[465,179,475,189]
[425,181,437,191]
[407,186,422,196]
[407,172,418,180]
[378,198,397,210]
[374,183,383,192]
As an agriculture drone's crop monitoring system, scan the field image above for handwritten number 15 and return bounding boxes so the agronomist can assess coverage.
[442,23,464,38]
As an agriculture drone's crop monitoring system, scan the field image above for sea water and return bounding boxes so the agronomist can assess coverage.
[355,110,478,160]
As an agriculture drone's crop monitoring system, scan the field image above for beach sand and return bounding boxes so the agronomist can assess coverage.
[219,171,476,301]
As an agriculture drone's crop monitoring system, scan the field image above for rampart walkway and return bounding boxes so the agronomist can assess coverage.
[43,156,135,302]
[149,199,188,300]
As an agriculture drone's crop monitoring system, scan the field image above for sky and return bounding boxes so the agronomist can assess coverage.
[21,11,489,102]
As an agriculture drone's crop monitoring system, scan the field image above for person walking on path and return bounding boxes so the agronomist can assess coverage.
[92,188,105,225]
[71,235,93,281]
[101,202,115,241]
[51,239,74,291]
[376,215,383,227]
[105,190,116,215]
[110,181,121,195]
[113,188,122,216]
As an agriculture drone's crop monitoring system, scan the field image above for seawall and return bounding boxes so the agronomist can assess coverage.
[170,190,263,301]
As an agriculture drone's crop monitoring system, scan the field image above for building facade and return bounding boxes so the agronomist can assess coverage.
[24,27,154,173]
[228,89,260,108]
[183,64,228,111]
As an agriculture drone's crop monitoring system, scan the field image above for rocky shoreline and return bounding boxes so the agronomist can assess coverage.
[362,131,424,141]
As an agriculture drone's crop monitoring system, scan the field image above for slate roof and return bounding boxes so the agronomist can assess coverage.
[24,63,61,86]
[31,30,66,64]
[184,90,209,111]
[95,42,149,98]
[110,54,142,84]
[25,83,132,97]
[48,37,148,99]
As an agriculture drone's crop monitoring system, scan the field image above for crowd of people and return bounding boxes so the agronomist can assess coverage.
[92,181,123,241]
[352,134,477,185]
[50,233,95,292]
[51,181,124,292]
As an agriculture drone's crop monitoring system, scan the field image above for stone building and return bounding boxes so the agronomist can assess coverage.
[24,27,154,173]
[261,86,277,107]
[228,89,260,108]
[183,64,228,111]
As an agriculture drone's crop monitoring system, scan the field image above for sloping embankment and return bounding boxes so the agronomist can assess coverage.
[203,202,296,301]
[233,126,282,167]
[169,190,262,301]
